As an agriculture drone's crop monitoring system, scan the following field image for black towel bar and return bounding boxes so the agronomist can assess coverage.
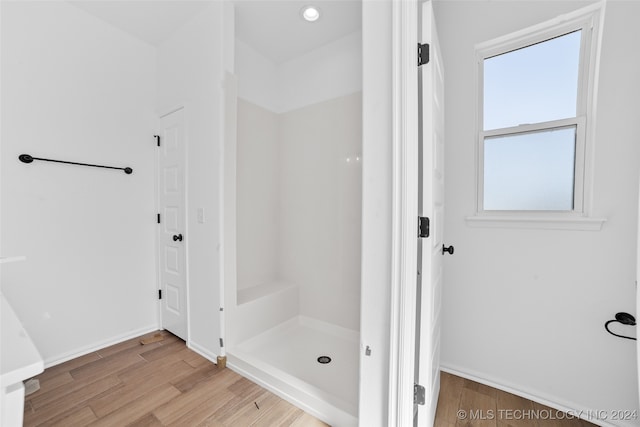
[19,154,132,174]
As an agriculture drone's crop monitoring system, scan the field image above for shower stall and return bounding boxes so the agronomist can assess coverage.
[224,2,362,425]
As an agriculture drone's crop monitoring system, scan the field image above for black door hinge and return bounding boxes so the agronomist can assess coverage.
[154,135,160,147]
[418,43,430,66]
[418,216,430,238]
[157,213,161,224]
[158,289,162,300]
[414,383,426,405]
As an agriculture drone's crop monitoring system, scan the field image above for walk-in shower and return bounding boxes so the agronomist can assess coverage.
[224,2,362,425]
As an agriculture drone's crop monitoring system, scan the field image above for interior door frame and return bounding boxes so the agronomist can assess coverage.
[155,105,190,341]
[636,173,640,406]
[388,0,421,426]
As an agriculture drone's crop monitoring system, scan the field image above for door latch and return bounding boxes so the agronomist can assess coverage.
[414,383,425,405]
[418,217,430,238]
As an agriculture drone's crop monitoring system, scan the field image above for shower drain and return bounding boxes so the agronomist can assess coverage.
[317,356,332,364]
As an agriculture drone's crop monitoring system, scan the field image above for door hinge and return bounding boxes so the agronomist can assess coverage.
[154,135,160,147]
[158,289,162,300]
[418,43,430,66]
[219,338,224,348]
[414,383,426,405]
[418,216,430,238]
[157,213,161,224]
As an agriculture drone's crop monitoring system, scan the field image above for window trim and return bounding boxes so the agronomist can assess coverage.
[470,2,606,230]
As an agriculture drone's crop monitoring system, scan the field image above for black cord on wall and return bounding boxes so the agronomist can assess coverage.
[604,312,636,341]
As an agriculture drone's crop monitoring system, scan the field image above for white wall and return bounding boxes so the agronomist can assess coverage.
[358,0,393,425]
[235,39,280,113]
[0,1,157,365]
[278,32,362,113]
[235,31,362,114]
[436,0,640,421]
[156,2,224,360]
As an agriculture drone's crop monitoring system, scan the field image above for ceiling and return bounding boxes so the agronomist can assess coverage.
[68,0,361,64]
[235,1,361,64]
[68,1,213,46]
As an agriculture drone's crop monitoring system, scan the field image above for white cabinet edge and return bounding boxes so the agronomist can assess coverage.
[1,293,44,386]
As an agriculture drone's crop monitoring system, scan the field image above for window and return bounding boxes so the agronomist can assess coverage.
[473,4,605,228]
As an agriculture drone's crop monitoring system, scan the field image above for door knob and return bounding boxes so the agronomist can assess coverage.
[442,244,454,255]
[173,234,183,242]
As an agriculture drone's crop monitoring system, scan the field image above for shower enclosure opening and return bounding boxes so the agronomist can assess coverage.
[224,1,362,425]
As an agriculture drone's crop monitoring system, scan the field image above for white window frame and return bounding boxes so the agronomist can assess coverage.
[468,2,607,230]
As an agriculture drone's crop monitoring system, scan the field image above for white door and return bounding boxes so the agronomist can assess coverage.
[415,1,445,425]
[157,108,188,341]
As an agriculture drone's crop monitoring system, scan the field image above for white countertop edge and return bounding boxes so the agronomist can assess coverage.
[0,360,44,387]
[0,256,27,264]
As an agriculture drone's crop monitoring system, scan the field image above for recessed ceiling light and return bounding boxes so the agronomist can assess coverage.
[301,5,320,22]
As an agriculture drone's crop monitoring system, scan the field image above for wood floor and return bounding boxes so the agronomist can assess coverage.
[24,332,596,427]
[434,372,597,427]
[23,331,328,426]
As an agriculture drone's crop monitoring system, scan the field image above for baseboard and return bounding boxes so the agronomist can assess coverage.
[440,364,621,427]
[187,340,219,364]
[44,324,159,368]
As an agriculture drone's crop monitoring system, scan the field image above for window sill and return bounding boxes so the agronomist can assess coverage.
[465,215,606,231]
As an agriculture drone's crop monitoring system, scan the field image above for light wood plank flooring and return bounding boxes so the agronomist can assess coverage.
[24,332,598,427]
[23,331,328,426]
[435,372,597,427]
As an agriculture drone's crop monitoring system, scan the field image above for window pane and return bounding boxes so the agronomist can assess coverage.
[483,127,576,211]
[484,31,581,130]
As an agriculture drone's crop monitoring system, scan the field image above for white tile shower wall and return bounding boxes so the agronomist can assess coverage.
[236,99,281,291]
[234,28,363,333]
[235,93,362,332]
[0,1,157,364]
[279,93,362,332]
